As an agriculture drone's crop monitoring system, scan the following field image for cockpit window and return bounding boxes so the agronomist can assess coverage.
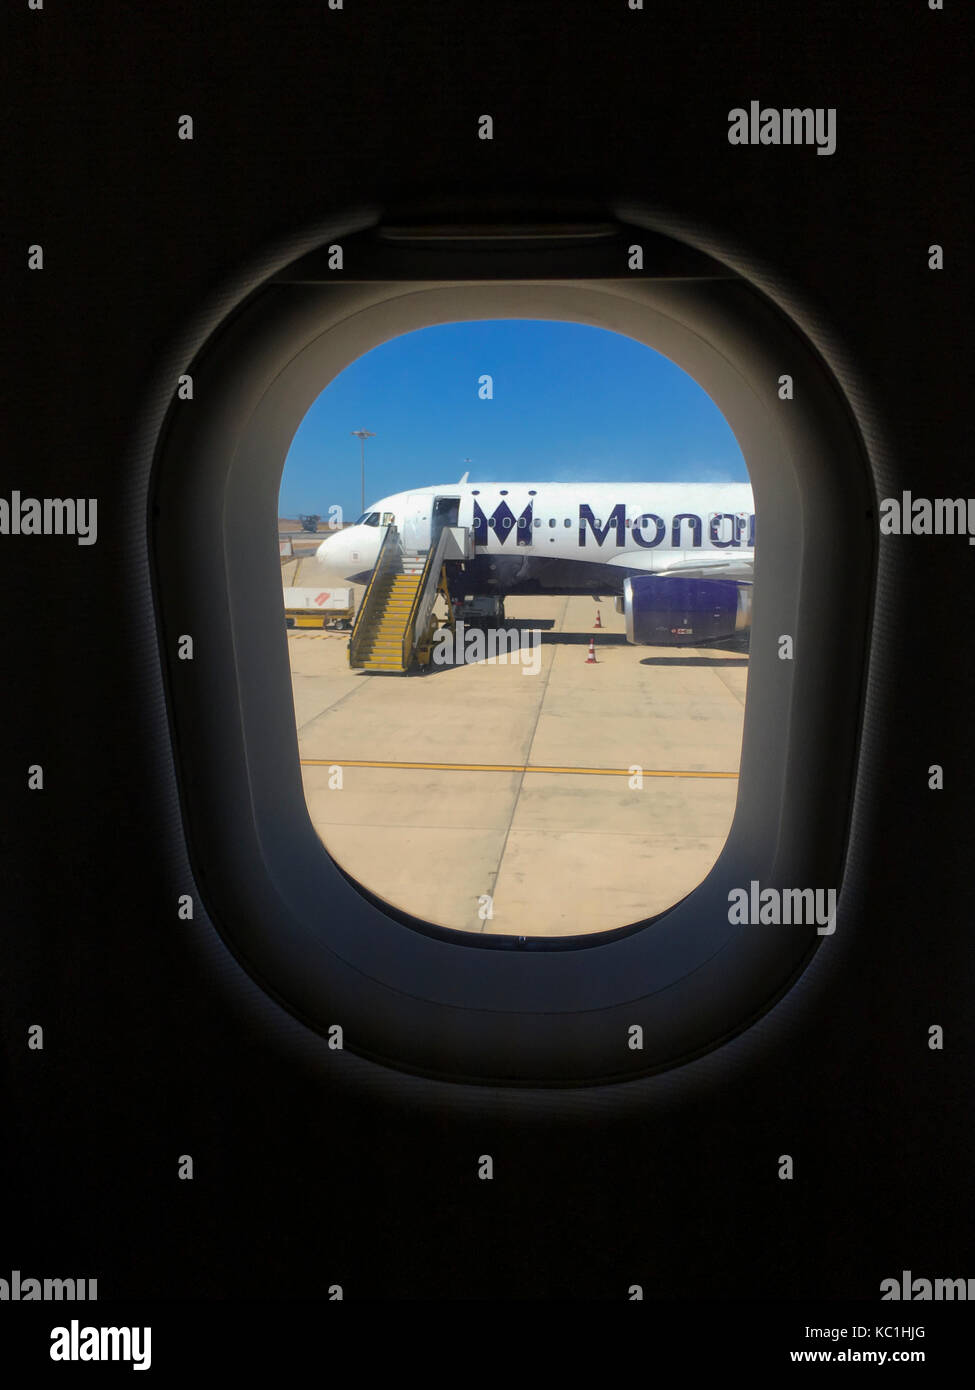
[354,511,381,526]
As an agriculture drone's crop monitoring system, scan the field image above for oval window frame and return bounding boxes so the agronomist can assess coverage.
[147,212,876,1086]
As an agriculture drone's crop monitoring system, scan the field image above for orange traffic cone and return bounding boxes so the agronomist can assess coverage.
[593,609,603,628]
[585,637,597,664]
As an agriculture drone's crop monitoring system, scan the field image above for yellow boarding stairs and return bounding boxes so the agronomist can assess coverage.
[348,523,458,673]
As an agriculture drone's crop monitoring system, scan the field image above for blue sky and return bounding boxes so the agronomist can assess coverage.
[279,319,748,519]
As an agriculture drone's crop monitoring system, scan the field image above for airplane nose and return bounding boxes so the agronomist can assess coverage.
[315,530,342,564]
[313,525,380,578]
[315,530,349,567]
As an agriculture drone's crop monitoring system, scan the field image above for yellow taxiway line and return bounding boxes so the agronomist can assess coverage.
[299,758,738,779]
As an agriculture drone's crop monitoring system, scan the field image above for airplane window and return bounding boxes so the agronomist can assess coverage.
[152,222,874,1084]
[279,317,754,942]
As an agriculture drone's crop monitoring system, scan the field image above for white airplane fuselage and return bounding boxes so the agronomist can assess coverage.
[316,481,755,597]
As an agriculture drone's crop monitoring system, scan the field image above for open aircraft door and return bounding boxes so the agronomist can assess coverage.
[432,495,460,536]
[456,491,475,538]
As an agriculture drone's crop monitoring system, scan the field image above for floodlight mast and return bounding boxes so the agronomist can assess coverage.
[351,430,376,516]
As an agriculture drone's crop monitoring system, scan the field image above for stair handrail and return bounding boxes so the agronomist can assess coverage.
[403,525,454,669]
[348,523,403,667]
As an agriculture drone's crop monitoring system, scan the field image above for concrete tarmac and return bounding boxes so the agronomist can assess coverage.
[287,585,748,938]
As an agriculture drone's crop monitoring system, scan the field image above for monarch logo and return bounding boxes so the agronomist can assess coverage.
[50,1320,151,1370]
[474,500,755,549]
[473,498,533,546]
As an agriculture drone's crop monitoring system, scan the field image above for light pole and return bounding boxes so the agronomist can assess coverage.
[351,430,376,516]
